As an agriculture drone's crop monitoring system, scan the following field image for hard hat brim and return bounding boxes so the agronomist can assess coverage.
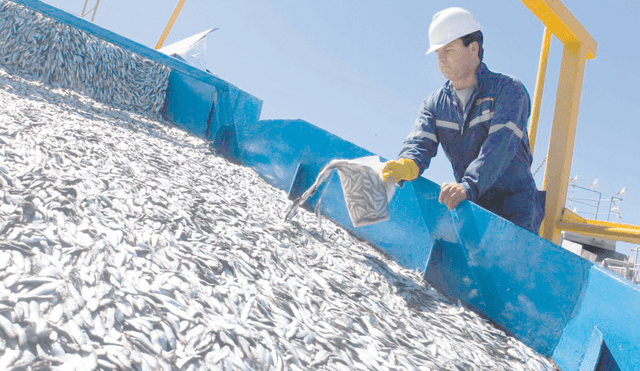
[425,28,481,55]
[425,43,446,55]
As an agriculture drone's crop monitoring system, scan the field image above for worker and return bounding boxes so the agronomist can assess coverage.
[382,7,545,233]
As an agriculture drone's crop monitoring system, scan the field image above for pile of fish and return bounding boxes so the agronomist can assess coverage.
[0,1,560,370]
[0,65,561,371]
[0,0,170,118]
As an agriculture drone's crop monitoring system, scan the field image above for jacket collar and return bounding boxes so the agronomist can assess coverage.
[443,62,488,94]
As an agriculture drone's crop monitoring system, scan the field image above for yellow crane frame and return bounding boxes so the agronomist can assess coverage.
[522,0,640,245]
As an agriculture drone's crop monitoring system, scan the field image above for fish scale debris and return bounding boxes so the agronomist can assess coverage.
[0,2,560,371]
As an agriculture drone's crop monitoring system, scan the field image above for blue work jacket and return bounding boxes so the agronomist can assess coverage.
[399,63,545,233]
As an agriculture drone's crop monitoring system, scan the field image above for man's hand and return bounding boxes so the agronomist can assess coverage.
[381,158,419,184]
[439,182,467,210]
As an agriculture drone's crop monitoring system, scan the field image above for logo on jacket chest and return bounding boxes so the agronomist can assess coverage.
[475,96,495,105]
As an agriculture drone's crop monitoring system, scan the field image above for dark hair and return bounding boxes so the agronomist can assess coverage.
[461,30,484,62]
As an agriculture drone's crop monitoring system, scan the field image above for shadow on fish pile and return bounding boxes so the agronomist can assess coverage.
[0,71,560,370]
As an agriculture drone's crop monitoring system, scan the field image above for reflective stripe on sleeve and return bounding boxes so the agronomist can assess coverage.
[408,131,438,143]
[469,109,494,128]
[488,121,524,139]
[435,119,460,131]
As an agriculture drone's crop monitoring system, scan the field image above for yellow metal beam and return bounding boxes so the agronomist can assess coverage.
[528,26,552,153]
[540,42,587,244]
[155,0,188,50]
[520,0,597,59]
[559,209,640,245]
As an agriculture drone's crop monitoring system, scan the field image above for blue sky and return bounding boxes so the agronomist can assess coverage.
[45,0,640,257]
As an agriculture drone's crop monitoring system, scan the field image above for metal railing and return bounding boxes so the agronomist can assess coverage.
[632,247,640,284]
[601,248,639,285]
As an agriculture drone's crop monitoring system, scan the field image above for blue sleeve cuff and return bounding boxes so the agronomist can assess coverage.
[461,182,477,202]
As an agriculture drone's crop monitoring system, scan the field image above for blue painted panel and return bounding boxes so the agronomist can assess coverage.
[579,327,603,371]
[288,163,316,200]
[412,178,461,245]
[554,266,640,371]
[459,203,591,357]
[426,240,489,314]
[578,327,622,371]
[415,177,593,356]
[162,70,216,138]
[235,119,371,196]
[596,343,622,371]
[220,83,263,158]
[320,175,433,270]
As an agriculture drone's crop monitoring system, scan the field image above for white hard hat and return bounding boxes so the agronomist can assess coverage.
[426,7,482,54]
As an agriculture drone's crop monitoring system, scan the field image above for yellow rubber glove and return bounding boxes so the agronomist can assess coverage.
[381,158,419,184]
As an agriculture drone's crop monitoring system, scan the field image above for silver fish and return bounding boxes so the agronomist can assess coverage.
[0,6,561,370]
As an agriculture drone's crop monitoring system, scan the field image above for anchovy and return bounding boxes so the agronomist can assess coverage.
[125,330,157,355]
[161,321,177,350]
[0,349,21,370]
[66,318,88,345]
[149,329,165,354]
[0,315,16,339]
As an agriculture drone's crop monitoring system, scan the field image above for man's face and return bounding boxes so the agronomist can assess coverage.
[435,38,478,86]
